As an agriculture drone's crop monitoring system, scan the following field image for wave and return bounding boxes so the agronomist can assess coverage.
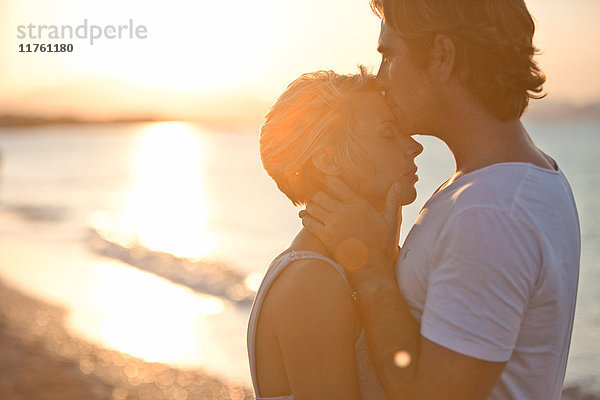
[87,228,256,308]
[562,382,600,400]
[0,203,68,222]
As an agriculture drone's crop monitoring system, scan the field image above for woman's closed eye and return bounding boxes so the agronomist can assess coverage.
[380,126,398,139]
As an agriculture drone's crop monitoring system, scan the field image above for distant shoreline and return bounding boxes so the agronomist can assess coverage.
[0,114,263,133]
[0,114,158,128]
[0,99,598,129]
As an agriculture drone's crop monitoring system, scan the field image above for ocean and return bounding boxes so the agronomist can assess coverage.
[0,118,598,391]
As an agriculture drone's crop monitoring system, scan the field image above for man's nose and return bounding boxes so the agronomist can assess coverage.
[375,74,386,87]
[375,64,388,90]
[375,75,391,106]
[374,78,386,94]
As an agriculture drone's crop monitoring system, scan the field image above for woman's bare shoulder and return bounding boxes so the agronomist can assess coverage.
[262,257,358,337]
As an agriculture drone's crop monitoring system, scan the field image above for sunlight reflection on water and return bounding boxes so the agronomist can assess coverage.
[102,122,216,259]
[67,258,225,365]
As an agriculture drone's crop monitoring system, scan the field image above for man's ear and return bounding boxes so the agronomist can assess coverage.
[311,146,342,176]
[429,34,456,83]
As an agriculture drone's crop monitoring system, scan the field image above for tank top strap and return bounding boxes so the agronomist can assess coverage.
[285,250,353,290]
[247,250,358,398]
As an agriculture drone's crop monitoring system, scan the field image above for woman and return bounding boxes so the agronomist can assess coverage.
[247,67,423,400]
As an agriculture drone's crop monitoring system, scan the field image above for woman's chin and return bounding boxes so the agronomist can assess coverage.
[369,185,417,211]
[400,188,418,206]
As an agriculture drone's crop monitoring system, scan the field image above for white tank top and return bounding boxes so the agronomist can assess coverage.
[247,250,387,400]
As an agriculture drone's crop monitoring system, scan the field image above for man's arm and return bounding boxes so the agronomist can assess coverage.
[301,177,506,400]
[349,266,505,400]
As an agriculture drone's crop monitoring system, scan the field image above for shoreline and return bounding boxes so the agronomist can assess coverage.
[2,277,598,400]
[0,278,253,400]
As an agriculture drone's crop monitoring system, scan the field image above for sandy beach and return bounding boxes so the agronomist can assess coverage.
[0,279,253,400]
[3,277,600,400]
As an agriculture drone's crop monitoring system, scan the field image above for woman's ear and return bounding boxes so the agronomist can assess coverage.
[311,146,342,176]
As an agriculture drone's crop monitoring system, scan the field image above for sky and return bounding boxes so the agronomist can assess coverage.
[1,0,599,121]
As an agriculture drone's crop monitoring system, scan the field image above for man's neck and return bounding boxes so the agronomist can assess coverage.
[431,97,554,180]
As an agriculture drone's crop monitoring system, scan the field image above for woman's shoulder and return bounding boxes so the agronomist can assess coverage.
[271,255,352,303]
[262,254,358,334]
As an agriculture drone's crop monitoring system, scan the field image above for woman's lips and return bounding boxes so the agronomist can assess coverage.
[404,166,418,176]
[404,167,419,182]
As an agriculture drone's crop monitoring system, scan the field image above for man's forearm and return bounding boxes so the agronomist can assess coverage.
[350,263,421,400]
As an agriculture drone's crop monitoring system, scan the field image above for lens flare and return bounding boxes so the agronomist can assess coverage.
[394,350,412,368]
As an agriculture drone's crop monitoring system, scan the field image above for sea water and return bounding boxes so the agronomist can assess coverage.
[0,118,598,389]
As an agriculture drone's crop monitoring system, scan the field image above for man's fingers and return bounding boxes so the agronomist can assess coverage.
[312,190,341,212]
[325,176,359,204]
[383,182,403,229]
[300,213,329,242]
[305,202,331,225]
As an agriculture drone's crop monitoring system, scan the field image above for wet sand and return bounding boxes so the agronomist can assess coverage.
[2,273,600,400]
[0,279,253,400]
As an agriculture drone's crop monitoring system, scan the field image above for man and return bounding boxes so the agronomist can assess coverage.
[300,1,580,399]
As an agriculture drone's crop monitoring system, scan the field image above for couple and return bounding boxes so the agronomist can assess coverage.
[247,1,580,399]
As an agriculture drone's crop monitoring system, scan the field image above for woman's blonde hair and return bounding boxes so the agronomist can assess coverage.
[260,66,376,206]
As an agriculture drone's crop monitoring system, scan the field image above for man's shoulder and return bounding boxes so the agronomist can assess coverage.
[435,163,566,216]
[406,162,577,257]
[435,163,528,213]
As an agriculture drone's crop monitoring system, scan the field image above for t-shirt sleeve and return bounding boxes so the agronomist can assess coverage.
[420,206,539,362]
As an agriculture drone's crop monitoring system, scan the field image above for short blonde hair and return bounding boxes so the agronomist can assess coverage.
[260,67,376,206]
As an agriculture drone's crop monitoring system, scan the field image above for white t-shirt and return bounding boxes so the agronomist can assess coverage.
[397,163,580,400]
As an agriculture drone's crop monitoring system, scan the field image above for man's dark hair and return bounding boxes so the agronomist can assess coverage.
[371,0,546,120]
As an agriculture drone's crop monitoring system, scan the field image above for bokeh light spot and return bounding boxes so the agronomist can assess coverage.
[394,350,412,368]
[334,238,369,271]
[244,272,263,292]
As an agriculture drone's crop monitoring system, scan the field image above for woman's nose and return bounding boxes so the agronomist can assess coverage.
[407,137,424,158]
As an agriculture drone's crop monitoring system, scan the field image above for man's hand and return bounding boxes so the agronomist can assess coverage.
[299,176,403,275]
[301,176,507,400]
